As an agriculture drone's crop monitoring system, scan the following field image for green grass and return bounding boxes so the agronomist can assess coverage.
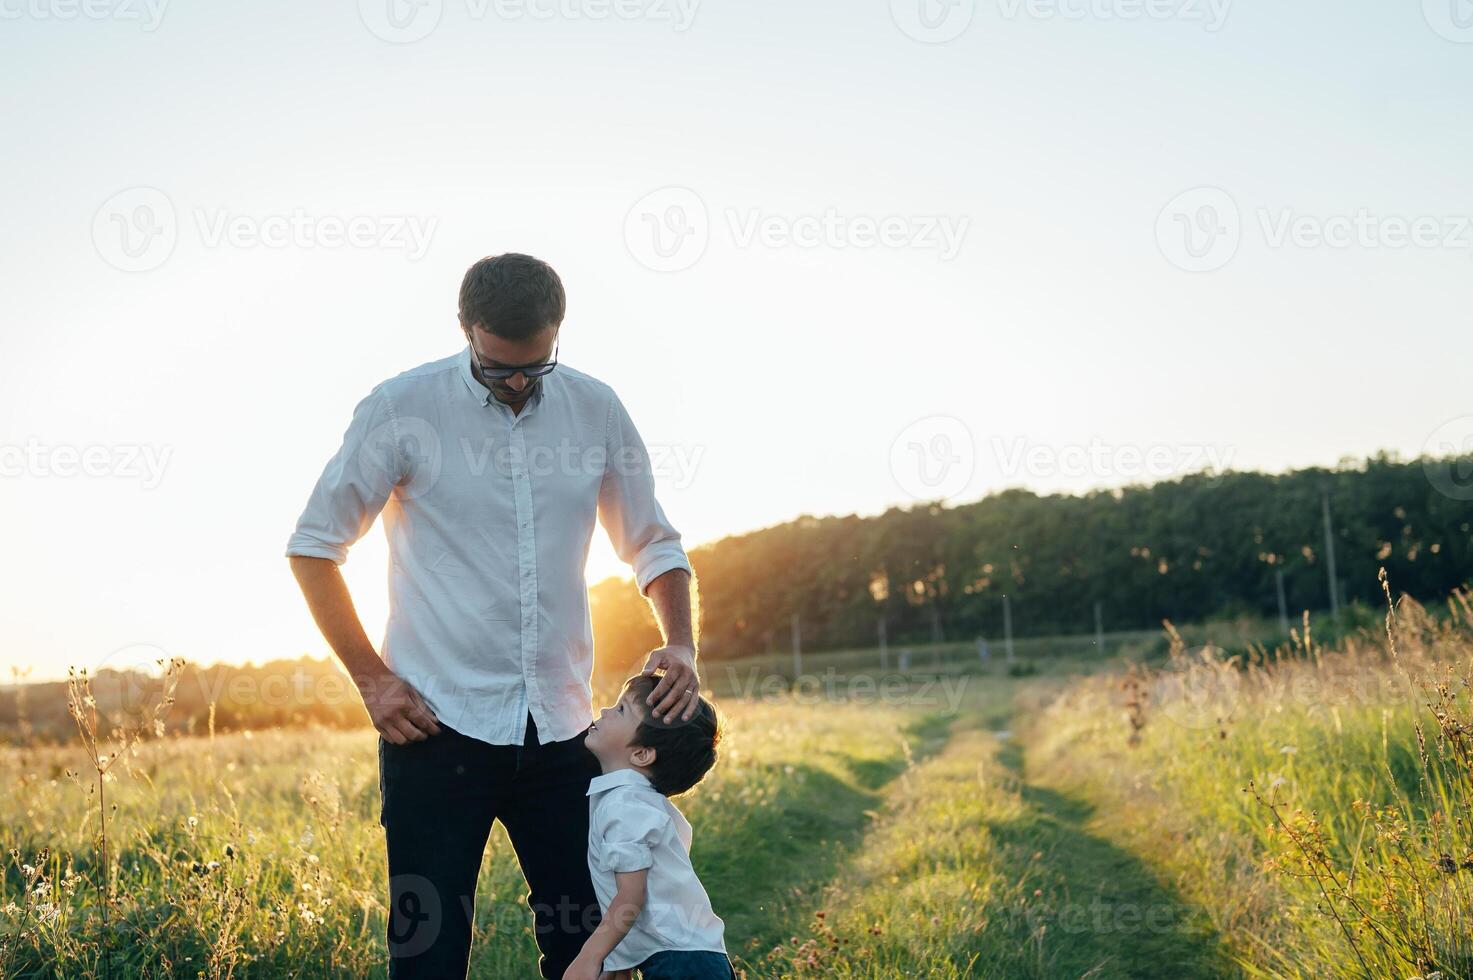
[753,680,1230,979]
[0,692,977,978]
[1024,595,1473,978]
[5,593,1468,978]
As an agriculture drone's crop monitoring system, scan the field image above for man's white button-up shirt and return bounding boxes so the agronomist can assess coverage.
[285,345,692,745]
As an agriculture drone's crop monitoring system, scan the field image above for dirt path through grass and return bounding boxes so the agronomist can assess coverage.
[989,729,1234,979]
[705,708,958,971]
[744,685,1234,978]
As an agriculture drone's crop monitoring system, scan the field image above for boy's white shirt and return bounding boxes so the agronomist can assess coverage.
[585,768,728,971]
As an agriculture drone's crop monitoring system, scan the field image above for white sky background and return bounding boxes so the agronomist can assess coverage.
[2,0,1471,681]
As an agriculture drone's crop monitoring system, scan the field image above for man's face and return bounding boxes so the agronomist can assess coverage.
[464,323,559,407]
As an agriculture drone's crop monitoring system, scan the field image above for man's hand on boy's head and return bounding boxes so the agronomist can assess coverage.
[638,644,700,723]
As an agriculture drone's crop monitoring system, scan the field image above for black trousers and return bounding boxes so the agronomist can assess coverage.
[379,714,603,979]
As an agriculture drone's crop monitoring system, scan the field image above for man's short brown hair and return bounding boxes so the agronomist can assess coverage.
[458,253,566,340]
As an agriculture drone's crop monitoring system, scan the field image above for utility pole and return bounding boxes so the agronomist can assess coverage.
[929,605,943,669]
[1275,568,1290,635]
[1321,489,1340,623]
[1093,601,1105,655]
[878,616,888,672]
[790,613,802,679]
[1003,594,1015,663]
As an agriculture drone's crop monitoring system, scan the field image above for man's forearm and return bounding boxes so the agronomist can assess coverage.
[645,568,698,651]
[288,555,388,683]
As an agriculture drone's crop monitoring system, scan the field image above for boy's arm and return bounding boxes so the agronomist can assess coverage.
[567,870,648,977]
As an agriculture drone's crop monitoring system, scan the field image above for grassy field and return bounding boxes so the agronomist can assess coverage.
[3,587,1471,978]
[0,677,1013,978]
[1025,589,1473,978]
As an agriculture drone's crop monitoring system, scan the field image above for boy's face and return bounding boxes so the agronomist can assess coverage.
[585,688,646,765]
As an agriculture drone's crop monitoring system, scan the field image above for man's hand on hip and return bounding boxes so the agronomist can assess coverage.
[638,644,700,723]
[355,664,442,744]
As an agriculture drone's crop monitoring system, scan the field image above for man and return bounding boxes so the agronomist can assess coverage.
[285,253,702,979]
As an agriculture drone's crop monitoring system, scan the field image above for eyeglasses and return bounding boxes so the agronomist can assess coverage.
[470,338,559,382]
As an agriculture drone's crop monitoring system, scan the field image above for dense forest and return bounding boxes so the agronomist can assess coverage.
[590,454,1473,671]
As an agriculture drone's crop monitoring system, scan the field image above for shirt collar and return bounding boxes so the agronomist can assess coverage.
[458,342,490,405]
[587,768,655,797]
[458,342,549,411]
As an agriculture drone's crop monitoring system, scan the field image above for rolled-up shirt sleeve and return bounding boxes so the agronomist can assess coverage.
[596,797,671,873]
[598,391,692,594]
[285,386,402,565]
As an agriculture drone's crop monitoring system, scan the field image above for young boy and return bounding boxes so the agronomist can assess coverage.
[565,674,734,980]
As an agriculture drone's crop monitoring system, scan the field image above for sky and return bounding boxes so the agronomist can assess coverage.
[2,0,1472,682]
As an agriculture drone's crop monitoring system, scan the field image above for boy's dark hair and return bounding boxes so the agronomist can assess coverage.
[621,674,722,797]
[458,253,566,341]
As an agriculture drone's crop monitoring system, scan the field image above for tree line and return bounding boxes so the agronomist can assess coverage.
[5,454,1466,743]
[590,454,1473,672]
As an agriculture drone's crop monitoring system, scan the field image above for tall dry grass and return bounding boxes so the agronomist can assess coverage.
[1,675,951,978]
[1030,577,1473,978]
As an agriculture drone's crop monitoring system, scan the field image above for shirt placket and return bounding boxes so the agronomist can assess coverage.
[507,411,540,742]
